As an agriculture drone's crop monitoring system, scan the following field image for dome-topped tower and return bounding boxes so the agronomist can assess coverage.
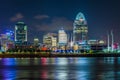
[73,12,88,42]
[76,12,86,21]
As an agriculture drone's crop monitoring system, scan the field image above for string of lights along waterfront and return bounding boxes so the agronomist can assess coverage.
[0,12,119,53]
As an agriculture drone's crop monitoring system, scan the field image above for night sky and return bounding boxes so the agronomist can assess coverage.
[0,0,120,43]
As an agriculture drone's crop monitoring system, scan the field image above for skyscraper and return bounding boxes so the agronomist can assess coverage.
[58,28,67,46]
[73,12,88,43]
[15,22,27,45]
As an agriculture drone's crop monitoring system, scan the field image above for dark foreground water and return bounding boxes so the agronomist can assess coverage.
[0,57,120,80]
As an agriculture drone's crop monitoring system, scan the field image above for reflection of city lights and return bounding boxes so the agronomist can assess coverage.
[2,58,16,65]
[2,68,16,80]
[56,58,68,65]
[57,72,67,80]
[77,58,89,64]
[41,58,47,65]
[1,58,16,80]
[77,71,88,80]
[41,70,48,79]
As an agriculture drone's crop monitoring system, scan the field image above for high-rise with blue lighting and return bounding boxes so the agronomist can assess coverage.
[73,12,88,43]
[15,22,27,45]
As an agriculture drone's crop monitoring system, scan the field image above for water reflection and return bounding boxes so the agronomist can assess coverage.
[0,57,120,80]
[0,58,16,80]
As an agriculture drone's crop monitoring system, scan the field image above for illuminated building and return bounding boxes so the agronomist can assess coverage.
[43,33,57,47]
[58,28,67,46]
[88,39,107,51]
[0,30,14,52]
[88,40,98,45]
[73,12,88,43]
[0,34,9,52]
[15,22,27,45]
[34,38,39,46]
[52,37,57,47]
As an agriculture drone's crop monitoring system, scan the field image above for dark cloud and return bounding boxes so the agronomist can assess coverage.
[35,17,73,32]
[34,15,49,20]
[10,13,24,22]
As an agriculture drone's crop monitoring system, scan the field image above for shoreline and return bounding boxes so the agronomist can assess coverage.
[0,53,120,58]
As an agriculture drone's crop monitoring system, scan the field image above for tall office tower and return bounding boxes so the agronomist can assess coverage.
[73,12,88,43]
[15,22,27,45]
[58,28,67,46]
[34,38,39,46]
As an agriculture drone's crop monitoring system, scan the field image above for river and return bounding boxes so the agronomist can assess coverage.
[0,57,120,80]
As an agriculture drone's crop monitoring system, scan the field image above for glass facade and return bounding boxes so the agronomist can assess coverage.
[15,22,27,44]
[73,12,88,42]
[58,28,67,46]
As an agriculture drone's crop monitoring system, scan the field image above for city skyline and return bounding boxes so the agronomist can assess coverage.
[0,0,120,43]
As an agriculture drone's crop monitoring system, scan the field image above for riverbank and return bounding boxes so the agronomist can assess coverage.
[0,53,120,58]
